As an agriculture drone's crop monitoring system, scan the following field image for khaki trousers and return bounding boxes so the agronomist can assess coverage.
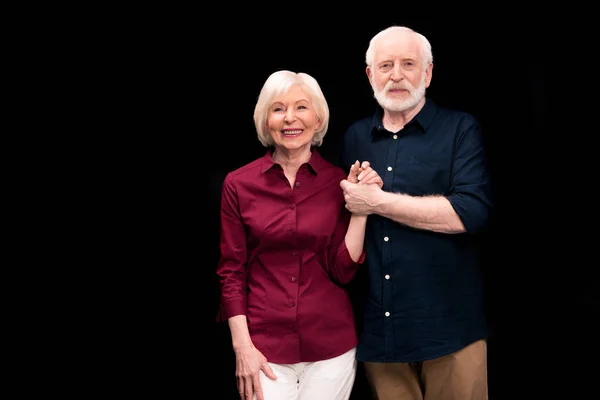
[364,339,487,400]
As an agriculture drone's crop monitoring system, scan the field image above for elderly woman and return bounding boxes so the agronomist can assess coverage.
[216,70,381,400]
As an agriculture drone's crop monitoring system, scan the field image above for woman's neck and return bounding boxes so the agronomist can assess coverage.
[272,147,312,171]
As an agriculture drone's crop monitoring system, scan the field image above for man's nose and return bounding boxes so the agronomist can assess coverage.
[390,65,403,81]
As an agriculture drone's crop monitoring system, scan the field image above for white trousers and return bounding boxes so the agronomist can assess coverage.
[255,347,357,400]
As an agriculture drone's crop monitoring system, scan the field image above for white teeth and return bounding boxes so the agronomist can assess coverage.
[283,130,302,135]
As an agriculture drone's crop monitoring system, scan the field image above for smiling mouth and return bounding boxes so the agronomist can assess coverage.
[282,129,303,136]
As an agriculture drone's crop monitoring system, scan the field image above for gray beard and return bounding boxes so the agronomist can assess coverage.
[373,83,426,112]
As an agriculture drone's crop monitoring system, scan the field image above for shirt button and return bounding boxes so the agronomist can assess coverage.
[291,276,296,282]
[289,205,295,209]
[387,166,392,171]
[295,182,300,187]
[289,302,295,307]
[393,134,398,139]
[385,274,390,280]
[385,311,390,317]
[384,236,389,242]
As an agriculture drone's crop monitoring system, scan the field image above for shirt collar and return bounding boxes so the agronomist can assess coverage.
[370,97,438,136]
[260,147,322,175]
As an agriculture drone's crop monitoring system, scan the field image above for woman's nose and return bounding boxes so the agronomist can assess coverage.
[284,111,296,122]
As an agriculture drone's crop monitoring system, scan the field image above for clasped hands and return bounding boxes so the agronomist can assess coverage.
[340,160,383,215]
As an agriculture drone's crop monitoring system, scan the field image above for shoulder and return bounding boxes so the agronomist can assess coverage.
[434,105,480,129]
[312,150,346,180]
[321,158,346,178]
[224,157,264,185]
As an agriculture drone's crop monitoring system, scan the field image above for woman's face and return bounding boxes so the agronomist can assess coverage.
[267,84,321,152]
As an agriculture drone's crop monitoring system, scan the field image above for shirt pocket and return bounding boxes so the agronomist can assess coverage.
[394,156,450,196]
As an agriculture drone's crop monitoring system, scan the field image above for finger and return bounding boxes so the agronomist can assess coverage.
[253,377,265,400]
[244,381,254,400]
[348,161,361,183]
[361,161,370,169]
[358,167,376,182]
[262,363,277,380]
[238,379,244,399]
[340,179,350,191]
[362,177,383,188]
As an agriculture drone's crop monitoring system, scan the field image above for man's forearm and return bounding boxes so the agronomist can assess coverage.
[372,191,465,234]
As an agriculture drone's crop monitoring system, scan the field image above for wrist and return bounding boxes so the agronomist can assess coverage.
[233,341,254,352]
[369,190,386,211]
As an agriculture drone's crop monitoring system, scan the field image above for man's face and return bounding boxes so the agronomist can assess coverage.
[367,31,432,112]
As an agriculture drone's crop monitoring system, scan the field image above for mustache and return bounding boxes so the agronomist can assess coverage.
[386,82,413,91]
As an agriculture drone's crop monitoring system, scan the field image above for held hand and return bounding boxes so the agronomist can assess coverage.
[356,161,384,189]
[340,178,382,215]
[235,346,277,400]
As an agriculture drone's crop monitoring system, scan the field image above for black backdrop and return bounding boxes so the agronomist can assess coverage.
[129,16,597,400]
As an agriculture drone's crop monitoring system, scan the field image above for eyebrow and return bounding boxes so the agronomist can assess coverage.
[272,99,310,105]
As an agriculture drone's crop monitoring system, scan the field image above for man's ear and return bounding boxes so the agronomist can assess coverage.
[366,66,373,85]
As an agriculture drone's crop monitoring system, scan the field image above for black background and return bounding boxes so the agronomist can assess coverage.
[200,19,597,399]
[106,15,598,399]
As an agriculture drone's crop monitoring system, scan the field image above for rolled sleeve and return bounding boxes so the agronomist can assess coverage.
[217,298,247,322]
[448,118,493,233]
[328,239,365,285]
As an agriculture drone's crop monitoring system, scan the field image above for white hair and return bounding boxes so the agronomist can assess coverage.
[365,26,433,67]
[253,70,330,147]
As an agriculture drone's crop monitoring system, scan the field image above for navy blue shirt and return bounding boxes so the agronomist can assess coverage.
[341,98,493,362]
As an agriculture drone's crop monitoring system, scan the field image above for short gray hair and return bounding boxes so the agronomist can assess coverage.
[365,26,433,68]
